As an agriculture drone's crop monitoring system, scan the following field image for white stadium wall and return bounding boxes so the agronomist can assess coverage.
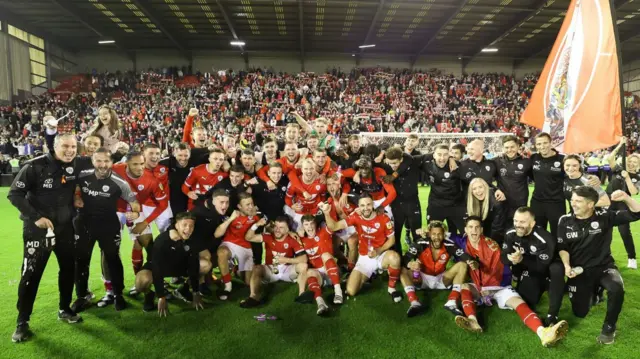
[66,49,605,80]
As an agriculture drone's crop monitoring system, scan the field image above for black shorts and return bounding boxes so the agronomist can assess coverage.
[141,262,189,279]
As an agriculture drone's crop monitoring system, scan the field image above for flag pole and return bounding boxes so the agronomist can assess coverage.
[609,0,626,169]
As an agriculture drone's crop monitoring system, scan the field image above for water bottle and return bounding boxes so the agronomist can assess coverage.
[46,228,56,247]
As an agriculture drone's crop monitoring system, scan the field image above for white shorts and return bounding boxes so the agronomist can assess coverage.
[263,264,298,283]
[336,226,357,242]
[373,198,393,218]
[220,241,254,273]
[354,251,388,278]
[469,284,521,309]
[117,211,152,240]
[142,205,173,233]
[417,272,449,290]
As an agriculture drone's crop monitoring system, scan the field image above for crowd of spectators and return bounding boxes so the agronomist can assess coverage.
[1,65,639,174]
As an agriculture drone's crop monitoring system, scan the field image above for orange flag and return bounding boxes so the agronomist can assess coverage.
[519,0,622,153]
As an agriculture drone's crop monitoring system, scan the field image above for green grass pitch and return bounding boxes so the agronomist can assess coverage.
[1,187,640,359]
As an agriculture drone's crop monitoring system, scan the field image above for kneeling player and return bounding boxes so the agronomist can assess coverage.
[320,195,402,302]
[134,212,207,316]
[297,215,345,315]
[400,221,468,318]
[214,192,259,300]
[452,217,568,347]
[242,217,308,307]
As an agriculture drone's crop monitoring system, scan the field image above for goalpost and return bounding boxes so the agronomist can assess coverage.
[358,132,513,155]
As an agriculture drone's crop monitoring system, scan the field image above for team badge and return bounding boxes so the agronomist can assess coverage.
[284,243,289,249]
[502,243,508,249]
[440,254,447,260]
[591,222,599,229]
[444,172,450,178]
[28,248,35,255]
[485,166,490,171]
[138,184,145,191]
[530,245,537,253]
[102,185,110,192]
[500,168,507,176]
[374,223,380,229]
[184,245,190,252]
[517,164,523,170]
[316,185,321,190]
[160,167,166,173]
[66,167,74,174]
[465,173,472,178]
[554,161,561,167]
[282,186,287,191]
[16,181,25,188]
[314,236,320,242]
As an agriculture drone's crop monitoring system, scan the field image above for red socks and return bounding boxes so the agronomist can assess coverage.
[222,273,232,284]
[461,289,477,317]
[404,286,419,303]
[103,280,113,293]
[131,248,143,274]
[387,267,400,289]
[516,303,543,333]
[324,258,341,285]
[307,277,322,299]
[448,284,461,302]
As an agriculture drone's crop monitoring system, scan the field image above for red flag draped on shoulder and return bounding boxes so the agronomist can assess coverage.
[519,0,622,154]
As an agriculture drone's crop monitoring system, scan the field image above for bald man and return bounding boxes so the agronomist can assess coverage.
[459,140,501,198]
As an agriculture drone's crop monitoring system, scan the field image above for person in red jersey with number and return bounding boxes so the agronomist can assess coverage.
[182,148,228,210]
[450,216,568,347]
[142,143,173,232]
[106,151,167,303]
[214,192,259,301]
[295,215,344,316]
[341,154,396,217]
[284,158,327,230]
[399,221,469,318]
[241,217,308,308]
[320,195,402,302]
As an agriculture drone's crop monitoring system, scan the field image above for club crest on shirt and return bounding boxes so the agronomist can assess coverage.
[316,185,321,191]
[374,223,380,229]
[440,254,447,260]
[554,161,561,167]
[465,172,472,178]
[314,236,320,242]
[530,245,537,253]
[444,172,450,178]
[517,164,523,170]
[218,175,223,181]
[485,166,490,171]
[66,167,74,174]
[160,167,166,173]
[591,222,599,229]
[284,243,289,249]
[500,168,507,176]
[138,184,145,191]
[102,185,110,192]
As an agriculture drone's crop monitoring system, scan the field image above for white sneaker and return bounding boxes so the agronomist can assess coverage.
[628,259,637,269]
[316,297,329,316]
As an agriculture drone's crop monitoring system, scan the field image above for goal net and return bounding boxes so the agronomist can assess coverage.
[358,132,513,155]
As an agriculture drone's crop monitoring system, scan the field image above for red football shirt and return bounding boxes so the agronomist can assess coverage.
[418,246,450,276]
[113,163,168,222]
[300,227,334,269]
[263,234,304,265]
[345,212,394,256]
[465,236,506,289]
[284,178,326,215]
[222,215,258,249]
[182,164,228,209]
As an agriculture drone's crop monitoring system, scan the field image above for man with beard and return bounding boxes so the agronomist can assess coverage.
[341,154,396,217]
[320,195,402,302]
[451,217,568,347]
[134,212,206,316]
[241,217,308,308]
[331,134,362,169]
[400,221,469,318]
[214,192,260,300]
[142,143,174,233]
[325,175,358,267]
[252,163,289,221]
[502,207,565,326]
[8,134,88,342]
[424,144,465,235]
[73,148,140,313]
[494,136,532,222]
[257,141,302,191]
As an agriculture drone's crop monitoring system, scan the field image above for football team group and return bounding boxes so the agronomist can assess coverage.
[8,107,640,347]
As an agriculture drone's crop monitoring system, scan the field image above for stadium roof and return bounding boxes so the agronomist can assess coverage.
[1,0,640,65]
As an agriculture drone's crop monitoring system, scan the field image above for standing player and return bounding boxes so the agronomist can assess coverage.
[72,148,140,312]
[606,138,640,269]
[142,143,173,232]
[451,217,568,347]
[341,155,396,217]
[494,136,532,221]
[502,207,565,326]
[400,221,469,318]
[214,192,259,300]
[558,187,640,344]
[182,148,228,210]
[242,217,308,308]
[320,196,402,302]
[252,163,289,221]
[424,144,465,235]
[530,133,566,237]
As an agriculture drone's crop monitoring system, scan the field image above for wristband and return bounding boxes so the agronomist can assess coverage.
[251,224,259,231]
